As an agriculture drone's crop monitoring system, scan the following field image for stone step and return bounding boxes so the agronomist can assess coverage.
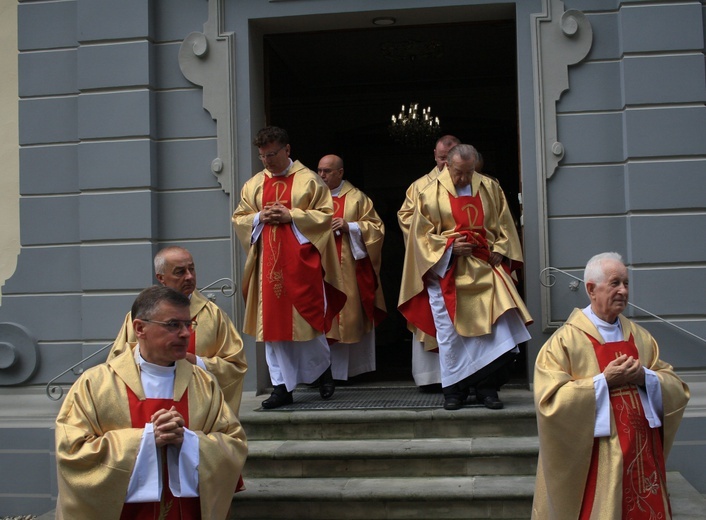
[244,436,539,478]
[231,475,535,520]
[231,472,706,520]
[238,387,538,441]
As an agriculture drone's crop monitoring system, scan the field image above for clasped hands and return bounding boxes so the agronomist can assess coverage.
[331,217,349,234]
[261,202,292,224]
[451,236,502,266]
[152,406,185,448]
[603,354,645,388]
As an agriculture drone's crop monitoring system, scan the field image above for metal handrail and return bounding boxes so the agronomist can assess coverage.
[540,266,706,345]
[45,278,236,401]
[45,342,115,400]
[199,277,236,298]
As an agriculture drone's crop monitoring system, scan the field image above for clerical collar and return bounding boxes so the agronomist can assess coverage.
[331,180,345,197]
[456,184,472,196]
[582,305,623,341]
[271,159,294,177]
[135,345,177,375]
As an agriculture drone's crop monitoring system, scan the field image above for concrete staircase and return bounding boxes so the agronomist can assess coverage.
[231,386,538,520]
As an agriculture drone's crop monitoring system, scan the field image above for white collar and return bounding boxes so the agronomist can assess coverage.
[272,159,294,177]
[331,180,345,197]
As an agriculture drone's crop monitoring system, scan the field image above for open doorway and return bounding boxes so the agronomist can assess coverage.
[262,19,525,383]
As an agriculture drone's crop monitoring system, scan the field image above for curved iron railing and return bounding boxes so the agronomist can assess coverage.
[45,278,236,401]
[540,266,706,345]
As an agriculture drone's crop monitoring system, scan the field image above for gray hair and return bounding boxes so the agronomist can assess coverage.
[447,144,479,164]
[154,246,191,275]
[584,252,624,294]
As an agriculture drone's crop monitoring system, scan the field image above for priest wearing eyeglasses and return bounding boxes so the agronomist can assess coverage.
[110,246,248,416]
[232,126,346,409]
[55,285,247,520]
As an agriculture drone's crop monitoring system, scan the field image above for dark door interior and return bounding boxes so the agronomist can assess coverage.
[263,19,526,382]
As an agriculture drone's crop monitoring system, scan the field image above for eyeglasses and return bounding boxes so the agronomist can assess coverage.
[140,319,197,333]
[258,145,286,160]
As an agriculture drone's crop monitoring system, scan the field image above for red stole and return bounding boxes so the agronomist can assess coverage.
[580,333,669,520]
[333,195,387,326]
[261,173,327,340]
[121,387,200,520]
[438,191,488,323]
[398,190,487,336]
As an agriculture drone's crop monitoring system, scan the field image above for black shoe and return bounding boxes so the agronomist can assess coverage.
[261,385,293,409]
[481,395,503,410]
[318,366,335,400]
[442,383,464,410]
[462,386,478,405]
[444,396,464,410]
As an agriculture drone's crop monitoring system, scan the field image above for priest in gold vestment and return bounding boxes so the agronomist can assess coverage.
[318,154,386,380]
[533,252,689,520]
[56,286,247,520]
[232,127,346,409]
[398,144,532,410]
[398,135,460,389]
[110,246,248,416]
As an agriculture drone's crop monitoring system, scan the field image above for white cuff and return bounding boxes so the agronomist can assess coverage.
[640,368,663,429]
[348,223,368,260]
[252,213,263,243]
[431,246,453,278]
[593,374,611,438]
[125,423,161,503]
[167,428,200,498]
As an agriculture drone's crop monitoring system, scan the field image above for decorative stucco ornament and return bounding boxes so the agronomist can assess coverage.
[0,323,38,385]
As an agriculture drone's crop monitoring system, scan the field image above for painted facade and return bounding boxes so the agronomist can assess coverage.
[0,0,704,515]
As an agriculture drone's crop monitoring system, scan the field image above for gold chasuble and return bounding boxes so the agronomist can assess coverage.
[398,169,532,346]
[55,348,247,520]
[533,309,690,520]
[232,161,346,342]
[332,181,386,343]
[397,167,440,348]
[397,166,440,246]
[110,289,248,415]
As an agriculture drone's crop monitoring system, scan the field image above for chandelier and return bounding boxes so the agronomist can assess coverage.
[389,103,441,149]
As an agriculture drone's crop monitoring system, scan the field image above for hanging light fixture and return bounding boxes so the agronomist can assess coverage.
[389,103,441,149]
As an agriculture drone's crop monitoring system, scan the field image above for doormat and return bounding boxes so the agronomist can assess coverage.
[257,385,481,411]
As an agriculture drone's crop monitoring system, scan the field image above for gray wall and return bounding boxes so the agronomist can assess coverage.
[544,0,706,359]
[543,0,706,492]
[1,2,237,513]
[6,0,237,386]
[1,0,705,515]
